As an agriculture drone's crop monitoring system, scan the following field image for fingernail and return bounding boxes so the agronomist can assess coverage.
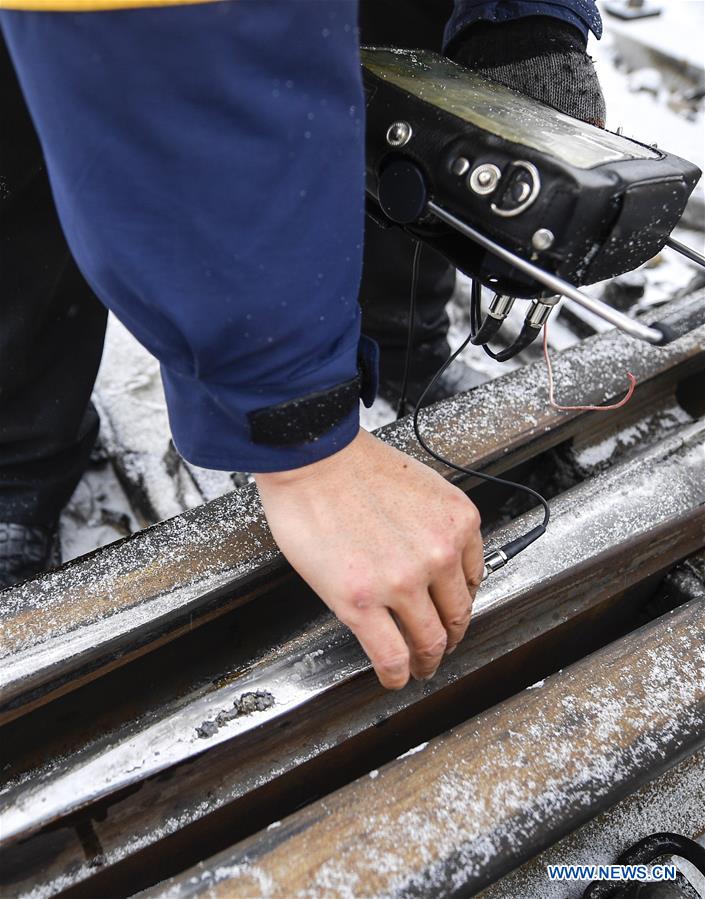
[446,644,457,656]
[423,669,438,681]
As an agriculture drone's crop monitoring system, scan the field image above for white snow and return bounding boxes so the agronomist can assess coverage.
[397,741,429,760]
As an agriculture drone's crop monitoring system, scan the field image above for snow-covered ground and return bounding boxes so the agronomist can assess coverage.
[59,1,704,561]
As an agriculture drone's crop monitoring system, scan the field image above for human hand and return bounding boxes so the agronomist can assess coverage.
[255,428,484,689]
[450,17,606,128]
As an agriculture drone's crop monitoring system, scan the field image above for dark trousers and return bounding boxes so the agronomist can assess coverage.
[0,40,107,525]
[0,0,454,525]
[358,0,457,385]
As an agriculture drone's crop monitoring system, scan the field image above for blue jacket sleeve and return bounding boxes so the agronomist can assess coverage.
[1,1,366,473]
[446,0,603,46]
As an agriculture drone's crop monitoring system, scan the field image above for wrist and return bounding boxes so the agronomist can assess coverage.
[255,426,364,489]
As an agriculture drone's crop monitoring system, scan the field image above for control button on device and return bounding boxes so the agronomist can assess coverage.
[451,156,471,177]
[492,161,541,218]
[532,228,555,251]
[386,121,413,147]
[468,163,502,195]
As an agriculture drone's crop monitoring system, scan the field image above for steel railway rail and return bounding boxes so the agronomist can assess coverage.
[0,290,704,898]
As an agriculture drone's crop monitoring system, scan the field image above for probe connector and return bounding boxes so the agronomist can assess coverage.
[471,294,515,346]
[481,549,508,581]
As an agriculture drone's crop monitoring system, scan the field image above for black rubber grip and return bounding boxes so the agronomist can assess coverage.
[651,320,687,346]
[471,313,504,346]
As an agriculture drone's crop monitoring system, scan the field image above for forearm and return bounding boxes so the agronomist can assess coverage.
[1,1,368,473]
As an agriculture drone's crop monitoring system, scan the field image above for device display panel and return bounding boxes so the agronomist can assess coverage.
[362,48,660,170]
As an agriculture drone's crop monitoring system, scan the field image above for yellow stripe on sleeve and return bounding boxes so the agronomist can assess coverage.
[0,0,219,10]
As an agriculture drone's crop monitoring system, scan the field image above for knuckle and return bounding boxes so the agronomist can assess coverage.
[376,648,410,676]
[464,504,482,532]
[415,633,448,660]
[447,611,472,631]
[446,495,481,542]
[340,573,374,610]
[448,486,468,506]
[446,492,470,521]
[347,583,374,610]
[336,598,367,630]
[467,567,483,588]
[389,569,419,596]
[427,540,457,569]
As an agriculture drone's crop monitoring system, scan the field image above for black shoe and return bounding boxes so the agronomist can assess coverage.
[0,522,61,590]
[379,356,486,414]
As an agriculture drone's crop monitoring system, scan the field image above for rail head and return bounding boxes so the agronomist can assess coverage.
[1,290,703,725]
[138,594,705,898]
[2,419,704,848]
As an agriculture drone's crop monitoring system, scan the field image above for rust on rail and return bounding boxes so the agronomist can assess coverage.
[141,596,705,899]
[2,420,704,897]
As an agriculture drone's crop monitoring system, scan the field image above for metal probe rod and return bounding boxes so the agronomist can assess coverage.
[666,236,705,269]
[426,200,665,344]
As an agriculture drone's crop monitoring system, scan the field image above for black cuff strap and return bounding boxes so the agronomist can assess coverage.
[247,337,380,448]
[248,374,360,447]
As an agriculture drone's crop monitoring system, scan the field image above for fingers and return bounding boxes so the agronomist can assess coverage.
[348,552,480,689]
[386,501,483,680]
[462,528,485,592]
[429,500,483,655]
[348,607,411,690]
[429,562,474,655]
[390,591,448,681]
[336,490,484,691]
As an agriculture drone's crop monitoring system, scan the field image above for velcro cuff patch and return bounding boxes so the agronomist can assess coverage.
[248,375,360,447]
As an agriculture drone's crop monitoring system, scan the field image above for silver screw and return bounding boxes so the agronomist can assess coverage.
[532,228,555,251]
[468,164,502,196]
[386,121,413,148]
[451,157,471,177]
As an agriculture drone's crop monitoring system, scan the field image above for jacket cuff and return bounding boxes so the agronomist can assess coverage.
[444,1,602,52]
[160,335,379,473]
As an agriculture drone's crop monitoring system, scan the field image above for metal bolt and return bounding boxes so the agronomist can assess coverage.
[468,163,502,196]
[532,228,555,251]
[451,157,471,177]
[386,121,413,148]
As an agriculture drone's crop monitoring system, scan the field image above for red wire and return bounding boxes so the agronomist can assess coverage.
[543,323,637,412]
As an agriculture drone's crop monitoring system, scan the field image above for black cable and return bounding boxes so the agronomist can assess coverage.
[409,279,550,562]
[471,309,504,346]
[491,322,542,362]
[471,281,540,362]
[396,240,423,419]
